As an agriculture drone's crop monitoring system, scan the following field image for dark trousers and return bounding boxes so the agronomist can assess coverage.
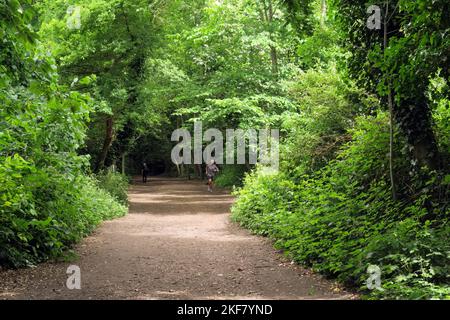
[142,172,148,183]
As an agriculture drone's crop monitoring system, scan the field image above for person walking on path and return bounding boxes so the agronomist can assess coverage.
[142,162,149,183]
[205,159,219,192]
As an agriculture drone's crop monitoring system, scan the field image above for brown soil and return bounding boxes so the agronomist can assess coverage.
[0,177,356,300]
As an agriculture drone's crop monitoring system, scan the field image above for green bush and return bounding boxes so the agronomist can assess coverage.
[214,165,248,188]
[363,219,449,300]
[281,67,372,174]
[232,111,450,299]
[0,4,127,268]
[96,170,129,205]
[0,160,127,267]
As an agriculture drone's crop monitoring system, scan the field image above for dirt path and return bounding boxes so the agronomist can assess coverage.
[0,178,355,300]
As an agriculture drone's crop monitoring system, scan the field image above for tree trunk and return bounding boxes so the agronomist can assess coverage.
[270,45,278,75]
[321,0,327,26]
[383,1,440,176]
[267,0,278,76]
[96,117,114,171]
[258,0,278,76]
[121,152,126,175]
[395,99,441,171]
[383,2,396,200]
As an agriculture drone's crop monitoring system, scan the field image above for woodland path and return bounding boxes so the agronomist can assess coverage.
[0,178,355,300]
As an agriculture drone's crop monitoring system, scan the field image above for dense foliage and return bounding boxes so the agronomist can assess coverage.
[231,0,449,299]
[1,0,448,300]
[0,0,127,267]
[233,111,449,299]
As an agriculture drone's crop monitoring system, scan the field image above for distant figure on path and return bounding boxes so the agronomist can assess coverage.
[206,159,219,192]
[142,162,149,183]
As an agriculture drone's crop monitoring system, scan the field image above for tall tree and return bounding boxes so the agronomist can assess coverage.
[37,0,164,171]
[333,0,449,171]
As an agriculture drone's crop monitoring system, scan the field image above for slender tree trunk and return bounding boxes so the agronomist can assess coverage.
[267,0,278,76]
[384,2,396,200]
[270,45,278,75]
[259,0,278,76]
[195,164,202,179]
[121,152,126,175]
[96,117,114,171]
[321,0,327,26]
